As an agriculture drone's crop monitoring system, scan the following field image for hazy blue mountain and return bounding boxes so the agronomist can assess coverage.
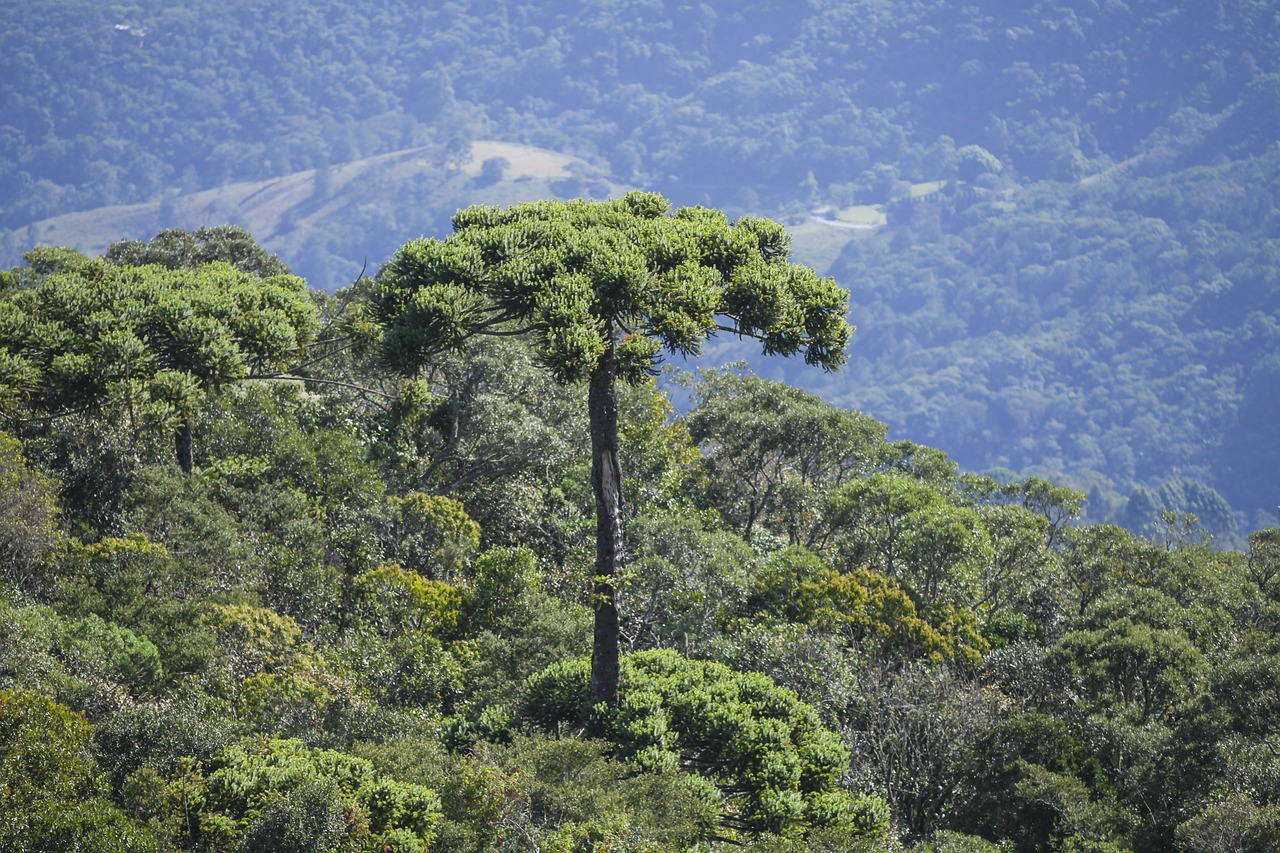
[3,0,1278,534]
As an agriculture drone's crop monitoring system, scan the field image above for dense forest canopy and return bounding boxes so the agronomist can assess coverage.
[2,225,1279,850]
[4,0,1278,218]
[808,149,1280,538]
[4,2,1280,848]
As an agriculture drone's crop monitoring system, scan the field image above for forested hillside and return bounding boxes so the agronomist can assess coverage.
[4,0,1278,218]
[811,149,1280,538]
[2,221,1280,851]
[3,0,1277,533]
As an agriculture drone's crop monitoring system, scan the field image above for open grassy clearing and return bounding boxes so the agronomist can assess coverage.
[789,218,874,275]
[909,179,947,198]
[834,204,888,225]
[461,141,577,178]
[14,141,591,261]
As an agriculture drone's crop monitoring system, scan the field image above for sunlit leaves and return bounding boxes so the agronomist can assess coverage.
[184,737,442,851]
[519,649,888,840]
[385,492,480,581]
[744,546,987,666]
[0,690,160,851]
[353,564,465,639]
[0,251,320,434]
[373,192,851,382]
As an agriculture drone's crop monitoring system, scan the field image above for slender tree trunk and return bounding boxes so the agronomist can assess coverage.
[175,417,194,475]
[588,337,623,707]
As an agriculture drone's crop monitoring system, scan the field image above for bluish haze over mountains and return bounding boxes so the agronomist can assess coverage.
[3,0,1278,536]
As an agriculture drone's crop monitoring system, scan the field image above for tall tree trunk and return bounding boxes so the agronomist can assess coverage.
[175,417,194,475]
[588,337,623,707]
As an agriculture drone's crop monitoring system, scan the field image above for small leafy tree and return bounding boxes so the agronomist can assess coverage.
[825,472,992,610]
[684,367,887,545]
[103,225,291,278]
[372,192,851,705]
[0,690,160,852]
[519,649,889,842]
[177,737,441,852]
[385,492,480,581]
[0,431,61,593]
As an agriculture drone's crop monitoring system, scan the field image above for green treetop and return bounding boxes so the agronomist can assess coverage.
[0,247,319,473]
[372,192,852,706]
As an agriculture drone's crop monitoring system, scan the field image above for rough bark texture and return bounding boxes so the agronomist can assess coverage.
[175,417,194,475]
[588,337,623,707]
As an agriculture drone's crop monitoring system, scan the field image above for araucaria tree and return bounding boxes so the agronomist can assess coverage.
[0,247,319,474]
[372,192,851,705]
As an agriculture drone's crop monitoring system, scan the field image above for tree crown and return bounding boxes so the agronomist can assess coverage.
[373,192,852,383]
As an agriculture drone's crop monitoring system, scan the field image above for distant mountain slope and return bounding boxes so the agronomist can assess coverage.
[790,150,1280,535]
[4,0,1278,228]
[16,140,610,291]
[4,0,1279,535]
